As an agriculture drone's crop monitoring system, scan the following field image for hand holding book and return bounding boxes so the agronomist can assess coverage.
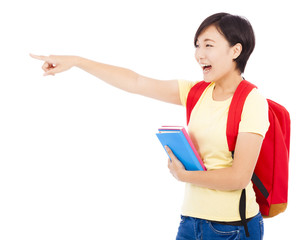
[165,145,187,181]
[156,126,206,171]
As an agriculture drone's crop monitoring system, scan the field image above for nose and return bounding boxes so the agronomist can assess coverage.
[195,47,205,64]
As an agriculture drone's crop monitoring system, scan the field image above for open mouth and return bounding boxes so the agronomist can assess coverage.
[202,65,212,73]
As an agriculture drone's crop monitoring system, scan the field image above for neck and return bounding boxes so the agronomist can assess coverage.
[214,71,243,93]
[211,70,243,101]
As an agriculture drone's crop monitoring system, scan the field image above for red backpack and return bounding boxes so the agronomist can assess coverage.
[186,80,290,236]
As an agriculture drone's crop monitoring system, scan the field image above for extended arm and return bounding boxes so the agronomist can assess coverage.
[30,54,181,105]
[167,132,263,191]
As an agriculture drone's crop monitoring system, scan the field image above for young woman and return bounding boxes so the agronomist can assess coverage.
[31,12,269,240]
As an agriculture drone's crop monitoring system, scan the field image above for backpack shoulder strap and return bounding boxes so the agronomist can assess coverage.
[228,80,258,237]
[186,81,211,125]
[226,80,257,151]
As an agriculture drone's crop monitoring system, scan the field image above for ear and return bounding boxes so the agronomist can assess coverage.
[232,43,242,60]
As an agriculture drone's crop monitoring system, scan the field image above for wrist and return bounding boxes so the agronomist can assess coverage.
[178,169,189,182]
[72,56,84,67]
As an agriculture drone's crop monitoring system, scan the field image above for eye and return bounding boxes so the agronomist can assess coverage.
[206,44,213,47]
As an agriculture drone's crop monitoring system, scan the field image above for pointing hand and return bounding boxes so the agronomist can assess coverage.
[30,54,77,76]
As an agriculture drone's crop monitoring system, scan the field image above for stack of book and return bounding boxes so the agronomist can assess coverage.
[156,126,206,171]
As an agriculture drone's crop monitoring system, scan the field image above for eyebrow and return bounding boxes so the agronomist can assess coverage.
[196,38,216,44]
[204,38,215,43]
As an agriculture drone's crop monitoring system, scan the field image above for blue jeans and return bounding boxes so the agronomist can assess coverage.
[176,212,264,240]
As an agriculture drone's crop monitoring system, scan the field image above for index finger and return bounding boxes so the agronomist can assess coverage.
[165,145,175,159]
[29,53,49,61]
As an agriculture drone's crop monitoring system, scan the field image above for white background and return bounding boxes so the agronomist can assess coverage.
[0,0,306,239]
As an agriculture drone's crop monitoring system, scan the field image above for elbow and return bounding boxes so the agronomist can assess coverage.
[232,171,252,190]
[236,178,251,190]
[131,74,145,95]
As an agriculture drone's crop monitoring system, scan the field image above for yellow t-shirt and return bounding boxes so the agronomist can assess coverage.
[178,80,270,222]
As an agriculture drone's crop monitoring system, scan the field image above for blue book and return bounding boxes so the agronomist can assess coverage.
[156,126,206,171]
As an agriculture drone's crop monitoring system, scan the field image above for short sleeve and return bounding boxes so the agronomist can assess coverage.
[178,80,198,107]
[238,89,270,137]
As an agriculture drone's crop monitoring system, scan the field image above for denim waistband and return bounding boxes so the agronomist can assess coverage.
[208,212,260,226]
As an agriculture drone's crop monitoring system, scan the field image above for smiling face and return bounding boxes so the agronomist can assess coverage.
[195,25,242,83]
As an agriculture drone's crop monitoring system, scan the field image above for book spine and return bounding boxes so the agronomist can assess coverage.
[176,131,199,171]
[181,128,207,171]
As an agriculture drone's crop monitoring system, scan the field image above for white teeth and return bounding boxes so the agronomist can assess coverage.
[201,64,212,73]
[200,64,211,71]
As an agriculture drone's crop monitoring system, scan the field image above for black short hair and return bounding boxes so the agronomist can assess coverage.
[194,13,255,73]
